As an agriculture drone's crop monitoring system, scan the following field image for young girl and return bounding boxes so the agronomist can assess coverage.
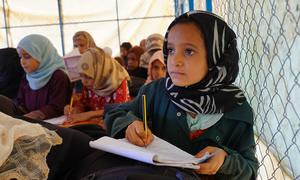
[103,11,258,179]
[63,47,130,129]
[0,34,72,120]
[144,50,166,84]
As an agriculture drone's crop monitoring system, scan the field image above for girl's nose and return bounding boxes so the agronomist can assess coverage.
[170,53,183,66]
[20,58,26,66]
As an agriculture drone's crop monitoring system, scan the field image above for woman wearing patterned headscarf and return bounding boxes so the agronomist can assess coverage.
[63,47,130,130]
[73,31,97,54]
[71,31,98,94]
[102,11,258,179]
[0,34,72,120]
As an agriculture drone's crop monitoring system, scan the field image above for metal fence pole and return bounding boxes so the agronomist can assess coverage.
[57,0,65,55]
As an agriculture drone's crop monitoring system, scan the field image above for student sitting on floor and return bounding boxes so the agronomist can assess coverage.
[63,47,130,130]
[0,34,72,120]
[76,11,258,180]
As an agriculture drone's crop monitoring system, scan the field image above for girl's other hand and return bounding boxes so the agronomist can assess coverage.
[125,120,154,147]
[64,105,80,115]
[195,146,228,175]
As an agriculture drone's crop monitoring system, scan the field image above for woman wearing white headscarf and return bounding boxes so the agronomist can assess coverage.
[144,50,166,85]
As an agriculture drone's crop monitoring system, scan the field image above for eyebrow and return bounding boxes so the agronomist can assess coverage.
[21,52,31,56]
[167,42,198,49]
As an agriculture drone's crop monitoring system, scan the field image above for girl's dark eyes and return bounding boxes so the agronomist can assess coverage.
[184,48,195,56]
[167,47,175,55]
[22,55,31,59]
[167,47,195,56]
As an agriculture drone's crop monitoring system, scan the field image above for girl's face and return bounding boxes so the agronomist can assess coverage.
[167,23,208,87]
[120,47,129,58]
[80,73,95,89]
[151,60,166,81]
[18,48,40,74]
[74,35,88,54]
[127,53,139,71]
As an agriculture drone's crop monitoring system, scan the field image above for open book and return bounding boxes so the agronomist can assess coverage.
[63,48,81,82]
[89,136,213,169]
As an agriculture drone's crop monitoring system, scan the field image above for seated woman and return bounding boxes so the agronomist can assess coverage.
[144,50,166,84]
[70,31,98,93]
[0,34,72,120]
[63,47,130,130]
[0,48,25,100]
[73,31,97,54]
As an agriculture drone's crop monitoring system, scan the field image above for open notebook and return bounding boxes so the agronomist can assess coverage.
[89,136,213,169]
[44,115,67,125]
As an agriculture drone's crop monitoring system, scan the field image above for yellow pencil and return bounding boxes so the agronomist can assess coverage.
[69,95,74,114]
[142,94,148,138]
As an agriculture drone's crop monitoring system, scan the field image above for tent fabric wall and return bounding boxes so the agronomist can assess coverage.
[0,0,175,56]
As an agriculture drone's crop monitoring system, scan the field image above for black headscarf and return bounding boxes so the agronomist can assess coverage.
[163,10,246,114]
[0,48,25,99]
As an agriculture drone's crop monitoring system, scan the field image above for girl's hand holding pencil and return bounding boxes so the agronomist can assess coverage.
[125,120,154,147]
[125,94,154,147]
[64,105,78,115]
[63,98,80,118]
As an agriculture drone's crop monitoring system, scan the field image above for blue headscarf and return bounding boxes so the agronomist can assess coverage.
[17,34,65,90]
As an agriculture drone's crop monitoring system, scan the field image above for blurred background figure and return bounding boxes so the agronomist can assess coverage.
[139,33,164,70]
[103,46,113,57]
[139,39,146,51]
[126,46,146,98]
[73,31,97,54]
[71,31,98,93]
[0,48,25,100]
[120,42,132,66]
[144,50,166,85]
[114,56,125,67]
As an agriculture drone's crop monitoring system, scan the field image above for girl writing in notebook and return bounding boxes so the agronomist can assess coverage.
[104,11,258,179]
[63,47,130,129]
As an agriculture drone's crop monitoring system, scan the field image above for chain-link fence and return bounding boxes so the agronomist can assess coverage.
[212,0,300,179]
[1,0,299,179]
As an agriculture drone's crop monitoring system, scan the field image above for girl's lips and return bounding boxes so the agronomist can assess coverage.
[170,72,185,79]
[170,71,185,75]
